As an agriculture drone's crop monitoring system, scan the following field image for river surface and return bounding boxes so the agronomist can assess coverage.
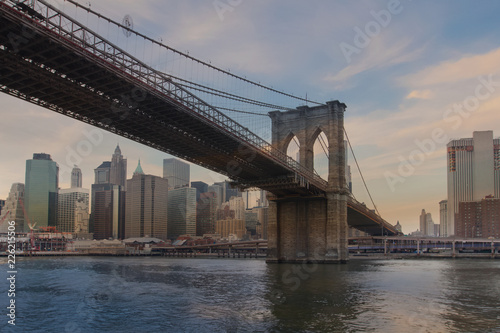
[0,257,499,332]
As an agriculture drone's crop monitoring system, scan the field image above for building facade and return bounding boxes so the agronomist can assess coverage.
[57,188,89,233]
[0,183,25,232]
[167,187,196,239]
[455,196,500,238]
[71,166,82,188]
[163,158,190,189]
[447,131,500,235]
[110,145,127,188]
[24,153,59,231]
[196,192,217,236]
[92,184,125,240]
[125,161,168,240]
[439,200,448,237]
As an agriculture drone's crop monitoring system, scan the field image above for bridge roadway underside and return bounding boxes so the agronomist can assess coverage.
[347,205,394,236]
[0,7,321,197]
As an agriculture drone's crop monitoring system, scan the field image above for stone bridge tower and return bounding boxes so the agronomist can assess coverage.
[266,100,348,263]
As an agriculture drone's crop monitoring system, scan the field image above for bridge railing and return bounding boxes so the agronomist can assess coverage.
[2,0,327,191]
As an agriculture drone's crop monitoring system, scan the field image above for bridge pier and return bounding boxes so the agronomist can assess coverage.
[266,101,349,263]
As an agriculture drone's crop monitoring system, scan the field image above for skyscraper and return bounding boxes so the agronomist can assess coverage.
[196,192,217,236]
[92,183,125,240]
[57,188,89,233]
[168,187,196,239]
[94,161,111,184]
[163,158,190,189]
[91,146,127,239]
[439,200,448,237]
[125,161,168,240]
[24,153,58,231]
[71,166,82,188]
[110,145,127,188]
[0,183,25,233]
[447,131,500,235]
[191,181,208,202]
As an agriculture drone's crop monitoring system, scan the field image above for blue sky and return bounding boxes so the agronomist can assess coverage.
[2,0,500,233]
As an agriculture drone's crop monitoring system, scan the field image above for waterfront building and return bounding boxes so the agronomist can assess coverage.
[215,218,246,239]
[0,183,25,232]
[455,196,500,238]
[71,166,82,188]
[110,145,127,188]
[196,192,217,236]
[163,158,190,189]
[125,160,168,240]
[447,131,500,235]
[439,200,448,237]
[24,153,59,231]
[253,206,269,239]
[57,188,89,233]
[168,186,196,239]
[191,181,208,202]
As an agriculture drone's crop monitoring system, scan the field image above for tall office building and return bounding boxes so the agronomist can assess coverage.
[419,209,434,236]
[163,158,190,189]
[92,183,125,240]
[24,153,59,231]
[196,192,217,236]
[447,131,500,235]
[439,200,448,237]
[0,183,25,232]
[110,145,127,188]
[167,187,196,239]
[215,180,240,203]
[125,161,168,240]
[229,196,245,220]
[71,166,82,188]
[191,181,208,202]
[94,161,111,184]
[57,188,89,233]
[207,184,223,209]
[91,146,127,239]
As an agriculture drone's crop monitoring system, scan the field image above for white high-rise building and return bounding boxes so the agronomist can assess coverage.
[446,131,500,235]
[0,183,25,232]
[163,158,190,189]
[71,166,82,188]
[229,196,245,220]
[57,188,89,233]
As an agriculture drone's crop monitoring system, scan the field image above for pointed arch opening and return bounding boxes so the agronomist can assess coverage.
[285,133,300,162]
[312,129,329,182]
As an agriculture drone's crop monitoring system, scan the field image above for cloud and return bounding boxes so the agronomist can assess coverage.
[406,89,434,100]
[324,33,424,87]
[399,46,500,87]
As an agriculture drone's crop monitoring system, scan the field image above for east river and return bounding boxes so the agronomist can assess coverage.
[1,256,499,332]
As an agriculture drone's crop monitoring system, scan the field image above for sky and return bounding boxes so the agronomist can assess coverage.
[1,0,500,234]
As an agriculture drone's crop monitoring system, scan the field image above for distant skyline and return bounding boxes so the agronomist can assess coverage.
[2,0,500,233]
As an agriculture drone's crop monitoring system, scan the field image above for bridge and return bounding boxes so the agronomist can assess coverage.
[0,0,399,263]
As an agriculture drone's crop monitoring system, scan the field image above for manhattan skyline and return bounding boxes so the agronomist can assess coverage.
[1,0,500,233]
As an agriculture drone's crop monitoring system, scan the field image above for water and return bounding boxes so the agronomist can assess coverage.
[1,257,499,332]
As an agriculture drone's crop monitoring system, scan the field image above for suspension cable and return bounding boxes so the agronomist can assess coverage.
[343,127,380,216]
[64,0,323,106]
